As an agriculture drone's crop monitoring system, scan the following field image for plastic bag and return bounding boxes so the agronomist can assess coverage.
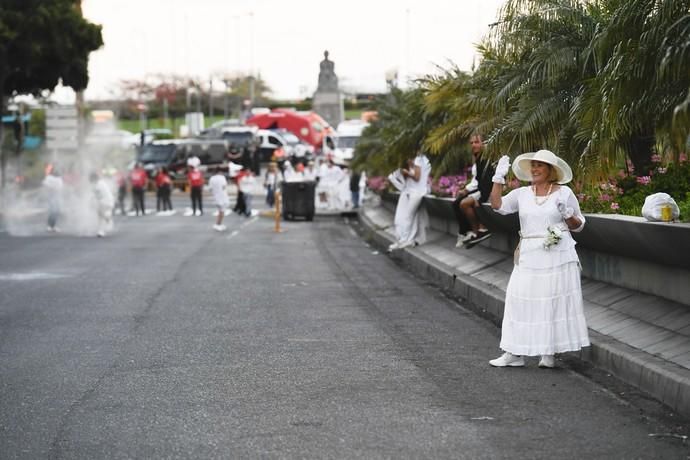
[641,192,679,222]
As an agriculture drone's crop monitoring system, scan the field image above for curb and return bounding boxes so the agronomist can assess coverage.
[359,207,690,418]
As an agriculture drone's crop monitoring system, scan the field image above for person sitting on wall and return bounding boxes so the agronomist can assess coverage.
[453,133,495,249]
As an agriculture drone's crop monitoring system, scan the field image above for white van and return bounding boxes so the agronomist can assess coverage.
[325,120,369,163]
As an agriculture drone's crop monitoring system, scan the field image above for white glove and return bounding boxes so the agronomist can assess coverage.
[492,155,511,184]
[557,200,574,219]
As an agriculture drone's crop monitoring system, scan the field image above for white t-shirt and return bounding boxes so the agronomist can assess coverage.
[209,174,229,206]
[403,154,431,194]
[94,179,114,208]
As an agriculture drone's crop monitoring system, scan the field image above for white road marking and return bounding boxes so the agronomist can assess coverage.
[0,272,70,281]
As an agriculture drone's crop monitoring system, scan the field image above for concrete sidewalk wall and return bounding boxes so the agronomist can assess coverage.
[382,191,690,307]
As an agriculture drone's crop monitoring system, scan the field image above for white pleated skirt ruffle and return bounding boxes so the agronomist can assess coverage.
[500,261,590,356]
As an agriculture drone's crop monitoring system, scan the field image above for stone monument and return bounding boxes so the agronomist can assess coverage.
[312,50,344,128]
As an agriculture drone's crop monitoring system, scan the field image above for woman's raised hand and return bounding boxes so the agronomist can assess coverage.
[492,155,511,184]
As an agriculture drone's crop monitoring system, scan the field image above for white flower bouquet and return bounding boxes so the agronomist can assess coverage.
[543,226,563,249]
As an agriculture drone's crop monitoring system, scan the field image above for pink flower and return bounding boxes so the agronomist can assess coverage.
[599,194,611,202]
[651,154,662,163]
[610,202,620,210]
[577,193,587,201]
[636,176,651,185]
[680,153,687,163]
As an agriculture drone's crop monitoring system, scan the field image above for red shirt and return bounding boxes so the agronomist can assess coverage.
[156,172,172,187]
[187,169,204,187]
[130,168,148,188]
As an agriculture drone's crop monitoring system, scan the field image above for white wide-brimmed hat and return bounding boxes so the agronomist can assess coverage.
[511,149,573,184]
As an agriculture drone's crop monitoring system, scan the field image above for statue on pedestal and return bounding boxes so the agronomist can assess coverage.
[313,50,344,128]
[318,51,338,92]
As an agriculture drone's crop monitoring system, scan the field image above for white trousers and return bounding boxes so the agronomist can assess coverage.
[97,204,114,234]
[394,192,427,245]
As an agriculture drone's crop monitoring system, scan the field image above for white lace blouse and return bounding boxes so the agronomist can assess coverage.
[496,185,586,269]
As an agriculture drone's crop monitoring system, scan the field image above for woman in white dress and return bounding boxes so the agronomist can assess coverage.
[488,150,590,368]
[388,150,431,252]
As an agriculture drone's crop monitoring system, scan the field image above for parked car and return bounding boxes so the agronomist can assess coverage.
[176,139,230,174]
[137,138,230,188]
[257,129,290,163]
[137,140,185,176]
[269,129,314,163]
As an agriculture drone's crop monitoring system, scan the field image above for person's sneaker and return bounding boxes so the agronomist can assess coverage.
[455,232,472,248]
[489,352,525,367]
[397,240,415,250]
[387,242,400,252]
[538,355,556,368]
[96,230,105,238]
[464,230,492,249]
[213,224,225,232]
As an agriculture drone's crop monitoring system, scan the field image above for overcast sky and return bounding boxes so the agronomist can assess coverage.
[78,0,506,101]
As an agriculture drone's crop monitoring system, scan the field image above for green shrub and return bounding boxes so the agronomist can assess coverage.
[577,154,690,222]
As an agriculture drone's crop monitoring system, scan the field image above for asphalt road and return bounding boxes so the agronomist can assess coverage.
[0,197,689,459]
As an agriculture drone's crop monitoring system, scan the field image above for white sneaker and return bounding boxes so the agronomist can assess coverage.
[213,224,223,232]
[96,230,105,238]
[397,240,415,250]
[387,242,400,252]
[489,352,525,367]
[538,355,556,368]
[455,233,472,248]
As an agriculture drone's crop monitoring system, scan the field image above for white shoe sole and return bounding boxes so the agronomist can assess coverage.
[489,359,525,367]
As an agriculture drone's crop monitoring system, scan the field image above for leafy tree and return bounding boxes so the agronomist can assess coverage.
[353,87,443,176]
[224,73,273,106]
[0,0,103,187]
[0,0,103,96]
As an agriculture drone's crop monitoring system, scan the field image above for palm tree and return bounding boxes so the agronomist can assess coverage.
[579,0,690,174]
[424,0,690,179]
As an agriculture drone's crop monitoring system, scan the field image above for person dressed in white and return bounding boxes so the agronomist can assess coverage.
[388,150,431,252]
[303,161,318,181]
[43,169,64,232]
[283,161,302,182]
[90,172,114,238]
[316,158,346,210]
[209,167,229,231]
[488,150,590,368]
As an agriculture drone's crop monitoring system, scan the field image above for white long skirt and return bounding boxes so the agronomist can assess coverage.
[394,191,427,245]
[500,261,590,356]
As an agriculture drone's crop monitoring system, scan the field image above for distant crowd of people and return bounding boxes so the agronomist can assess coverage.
[41,155,366,236]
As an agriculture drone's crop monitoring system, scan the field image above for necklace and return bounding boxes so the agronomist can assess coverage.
[533,183,553,206]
